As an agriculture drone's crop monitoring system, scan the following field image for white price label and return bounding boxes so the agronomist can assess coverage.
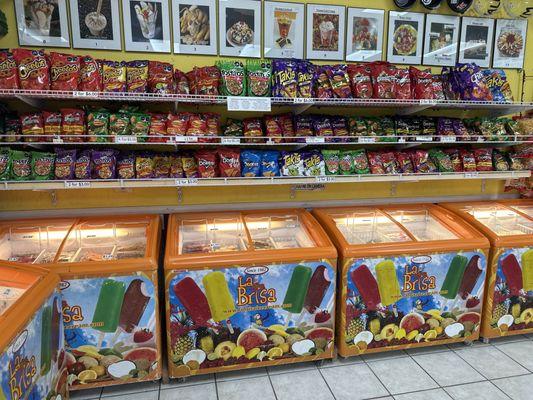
[64,181,91,189]
[315,176,335,183]
[306,137,325,144]
[175,136,198,143]
[398,137,406,143]
[102,254,115,260]
[73,91,89,97]
[116,136,137,144]
[358,137,376,144]
[293,97,313,104]
[420,99,437,106]
[221,137,241,145]
[465,172,480,178]
[415,136,433,142]
[227,96,271,112]
[52,136,63,144]
[477,137,485,142]
[175,178,199,186]
[440,136,457,143]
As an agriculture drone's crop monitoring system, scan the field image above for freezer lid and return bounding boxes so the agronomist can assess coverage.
[178,216,249,254]
[459,205,533,237]
[0,266,41,316]
[508,205,533,219]
[386,209,459,241]
[330,210,412,244]
[244,214,316,250]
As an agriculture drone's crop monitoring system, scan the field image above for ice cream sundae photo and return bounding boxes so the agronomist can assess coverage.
[134,1,158,39]
[24,0,56,36]
[312,13,339,51]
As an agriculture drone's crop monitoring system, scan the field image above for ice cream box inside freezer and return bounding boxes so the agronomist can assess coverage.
[386,209,459,241]
[244,214,315,250]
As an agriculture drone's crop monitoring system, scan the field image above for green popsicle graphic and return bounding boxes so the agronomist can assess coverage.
[441,255,468,300]
[40,305,52,376]
[283,265,313,313]
[92,279,126,333]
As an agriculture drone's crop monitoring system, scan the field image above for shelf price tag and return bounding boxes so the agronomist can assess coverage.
[358,137,376,144]
[315,176,335,183]
[415,136,433,142]
[294,98,313,104]
[64,181,91,189]
[175,136,198,143]
[102,254,115,260]
[227,96,271,112]
[175,178,199,186]
[398,137,406,143]
[464,172,480,178]
[440,136,457,143]
[221,137,241,145]
[52,136,63,144]
[306,137,325,144]
[420,99,437,106]
[73,91,89,97]
[115,136,138,144]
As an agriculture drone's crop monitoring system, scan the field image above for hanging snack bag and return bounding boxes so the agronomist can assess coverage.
[0,148,11,180]
[50,52,81,91]
[395,152,414,173]
[493,149,510,171]
[54,149,77,180]
[264,116,284,143]
[153,155,171,178]
[92,150,117,179]
[116,153,136,179]
[241,150,262,177]
[0,51,19,89]
[130,113,151,142]
[167,113,190,136]
[102,61,126,92]
[247,59,271,97]
[11,150,32,181]
[109,112,130,138]
[218,148,241,177]
[31,151,55,180]
[223,119,244,137]
[87,110,109,142]
[411,150,437,173]
[169,155,184,178]
[303,151,326,176]
[395,68,412,100]
[182,154,199,178]
[369,62,396,99]
[367,151,385,174]
[243,118,264,143]
[322,150,340,175]
[315,66,334,99]
[12,49,50,90]
[43,111,62,142]
[280,152,304,176]
[459,149,477,172]
[297,61,315,98]
[20,112,44,143]
[126,60,149,93]
[174,69,190,95]
[347,64,373,99]
[148,61,174,94]
[339,151,355,175]
[79,56,102,92]
[195,150,218,178]
[410,67,434,99]
[148,113,168,142]
[272,59,298,98]
[474,148,493,171]
[429,149,454,173]
[135,153,155,179]
[261,151,280,177]
[74,150,92,180]
[326,65,352,98]
[218,60,246,96]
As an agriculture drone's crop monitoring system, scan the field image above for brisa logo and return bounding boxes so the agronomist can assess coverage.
[403,256,436,291]
[238,267,276,305]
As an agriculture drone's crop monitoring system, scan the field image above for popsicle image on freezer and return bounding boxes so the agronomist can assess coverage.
[173,276,212,326]
[202,271,237,333]
[51,297,62,363]
[92,279,126,349]
[440,254,468,310]
[283,265,312,327]
[457,255,484,308]
[501,254,523,296]
[351,264,381,311]
[111,279,151,345]
[375,260,401,309]
[295,265,332,325]
[522,249,533,293]
[40,305,52,376]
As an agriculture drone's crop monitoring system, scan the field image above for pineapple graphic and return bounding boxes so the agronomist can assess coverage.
[171,327,194,363]
[491,283,510,326]
[346,316,366,343]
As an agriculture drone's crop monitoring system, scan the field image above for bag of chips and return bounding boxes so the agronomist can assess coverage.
[0,148,11,180]
[11,150,31,181]
[459,149,477,172]
[339,151,354,175]
[102,61,126,92]
[43,111,62,142]
[395,68,412,100]
[109,112,130,138]
[297,61,315,98]
[443,148,463,172]
[272,59,298,98]
[243,118,263,143]
[347,64,373,99]
[218,148,241,177]
[395,152,414,173]
[20,112,44,143]
[61,109,86,142]
[31,152,55,180]
[313,116,333,139]
[79,56,102,92]
[410,67,434,100]
[174,69,190,94]
[326,65,352,98]
[264,116,284,143]
[195,150,218,178]
[4,116,21,143]
[0,51,19,89]
[167,113,190,136]
[153,155,171,178]
[148,113,168,143]
[87,110,109,142]
[92,150,117,179]
[187,66,220,95]
[246,59,271,97]
[280,152,303,176]
[483,69,514,102]
[381,151,400,174]
[126,60,149,93]
[241,150,262,177]
[130,113,151,142]
[203,113,220,142]
[187,114,208,137]
[369,62,396,99]
[54,149,77,180]
[12,49,50,90]
[492,149,510,171]
[218,60,246,96]
[223,119,243,137]
[411,150,437,173]
[303,151,326,176]
[117,152,136,179]
[50,52,80,91]
[135,153,154,179]
[367,151,385,174]
[261,151,280,177]
[322,150,340,175]
[429,149,454,173]
[474,148,493,171]
[148,61,174,94]
[315,67,333,99]
[74,150,91,180]
[454,63,492,101]
[169,155,184,178]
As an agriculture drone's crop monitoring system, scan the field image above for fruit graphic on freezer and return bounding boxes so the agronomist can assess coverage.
[236,329,267,352]
[346,317,365,343]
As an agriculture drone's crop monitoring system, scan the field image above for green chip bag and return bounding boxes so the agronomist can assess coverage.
[31,151,55,180]
[217,60,246,96]
[109,112,130,138]
[322,150,340,175]
[130,113,151,142]
[429,149,453,173]
[87,110,110,142]
[352,149,370,174]
[339,151,354,175]
[0,148,11,181]
[246,59,272,97]
[10,150,31,181]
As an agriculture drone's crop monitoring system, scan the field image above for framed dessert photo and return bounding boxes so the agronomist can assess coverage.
[15,0,70,47]
[493,18,528,69]
[422,14,460,67]
[387,11,424,65]
[172,0,217,55]
[346,8,384,62]
[219,0,262,58]
[69,0,122,50]
[458,17,494,68]
[122,0,171,53]
[306,4,346,61]
[264,1,305,59]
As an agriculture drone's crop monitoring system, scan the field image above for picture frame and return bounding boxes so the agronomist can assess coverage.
[264,1,305,59]
[493,18,528,69]
[306,4,346,61]
[15,0,70,47]
[422,14,460,67]
[458,17,494,68]
[387,11,424,65]
[69,0,122,50]
[172,0,217,55]
[122,0,171,53]
[219,0,262,58]
[345,8,384,63]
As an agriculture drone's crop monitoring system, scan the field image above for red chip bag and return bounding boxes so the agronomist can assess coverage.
[148,61,174,94]
[187,66,220,95]
[367,152,386,174]
[20,112,44,142]
[12,49,50,90]
[395,152,414,173]
[174,69,190,94]
[203,113,220,143]
[148,113,168,142]
[218,148,241,177]
[369,62,396,99]
[411,150,437,173]
[43,111,62,142]
[264,115,284,143]
[279,114,295,138]
[50,52,81,91]
[187,114,208,137]
[410,67,434,100]
[380,151,400,174]
[474,148,493,171]
[195,150,218,178]
[347,64,373,99]
[80,56,102,91]
[0,51,19,89]
[166,113,190,136]
[243,118,264,143]
[61,108,86,142]
[432,75,446,101]
[444,148,463,172]
[459,149,477,172]
[395,69,412,100]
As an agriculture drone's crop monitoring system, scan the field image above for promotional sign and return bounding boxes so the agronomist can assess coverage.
[61,273,160,389]
[166,261,336,377]
[493,18,527,69]
[0,291,66,400]
[341,251,486,356]
[264,1,305,59]
[387,11,425,65]
[422,14,460,66]
[484,247,533,338]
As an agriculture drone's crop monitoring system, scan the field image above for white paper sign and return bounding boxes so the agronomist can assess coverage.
[65,181,91,188]
[115,136,138,144]
[264,1,305,59]
[315,176,335,183]
[493,19,528,69]
[306,137,325,144]
[423,14,460,67]
[221,137,241,145]
[176,178,199,186]
[227,97,271,111]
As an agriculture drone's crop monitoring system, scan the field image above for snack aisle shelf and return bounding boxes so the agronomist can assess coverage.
[0,170,530,191]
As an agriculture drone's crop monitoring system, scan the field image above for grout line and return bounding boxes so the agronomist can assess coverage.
[405,351,443,389]
[490,343,533,374]
[316,365,337,400]
[361,354,394,398]
[265,366,279,400]
[214,372,220,400]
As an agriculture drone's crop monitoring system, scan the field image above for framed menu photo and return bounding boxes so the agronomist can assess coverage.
[387,11,424,65]
[15,0,70,47]
[122,0,171,53]
[458,17,494,68]
[306,4,346,61]
[70,0,122,50]
[172,0,217,55]
[346,8,384,62]
[219,0,262,58]
[493,19,528,69]
[422,14,460,67]
[264,1,305,59]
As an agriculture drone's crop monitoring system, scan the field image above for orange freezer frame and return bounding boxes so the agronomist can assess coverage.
[164,209,338,378]
[312,204,490,357]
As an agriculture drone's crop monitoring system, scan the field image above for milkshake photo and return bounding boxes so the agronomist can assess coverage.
[15,0,70,47]
[70,0,122,50]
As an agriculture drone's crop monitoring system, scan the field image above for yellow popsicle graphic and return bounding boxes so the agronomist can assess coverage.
[375,260,401,306]
[522,249,533,292]
[202,271,236,322]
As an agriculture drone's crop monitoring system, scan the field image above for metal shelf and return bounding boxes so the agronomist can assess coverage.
[1,171,529,191]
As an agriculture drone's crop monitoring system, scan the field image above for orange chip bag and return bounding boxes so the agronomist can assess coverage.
[102,60,126,92]
[50,52,81,91]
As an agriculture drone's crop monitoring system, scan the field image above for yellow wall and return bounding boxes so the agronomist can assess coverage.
[0,1,531,211]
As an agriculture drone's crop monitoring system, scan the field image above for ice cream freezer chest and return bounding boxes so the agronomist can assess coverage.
[0,262,67,400]
[312,204,490,358]
[164,209,338,378]
[441,200,533,339]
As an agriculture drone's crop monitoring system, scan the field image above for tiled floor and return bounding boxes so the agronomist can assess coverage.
[71,334,533,400]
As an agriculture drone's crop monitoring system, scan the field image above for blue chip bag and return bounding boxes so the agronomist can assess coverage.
[261,151,280,177]
[241,150,262,177]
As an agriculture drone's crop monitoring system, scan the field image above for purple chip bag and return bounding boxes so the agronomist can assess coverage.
[326,65,352,99]
[117,152,136,179]
[91,149,117,179]
[294,115,314,142]
[452,119,470,140]
[455,63,492,101]
[437,118,455,137]
[272,59,298,98]
[54,148,77,180]
[74,150,92,180]
[297,61,315,98]
[315,66,333,99]
[312,116,334,142]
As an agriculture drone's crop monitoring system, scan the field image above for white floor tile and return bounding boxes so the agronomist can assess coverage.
[413,351,485,387]
[361,349,409,363]
[367,357,438,395]
[394,388,453,400]
[496,340,533,371]
[318,355,364,368]
[270,369,334,400]
[492,373,533,400]
[159,383,217,400]
[320,363,389,400]
[405,345,449,356]
[216,367,267,382]
[218,376,276,400]
[100,381,159,397]
[267,361,317,375]
[161,373,215,388]
[444,381,509,400]
[100,392,158,400]
[455,345,528,379]
[488,334,529,344]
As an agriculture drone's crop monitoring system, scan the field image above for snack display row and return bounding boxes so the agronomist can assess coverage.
[0,49,514,102]
[2,106,531,144]
[1,146,529,182]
